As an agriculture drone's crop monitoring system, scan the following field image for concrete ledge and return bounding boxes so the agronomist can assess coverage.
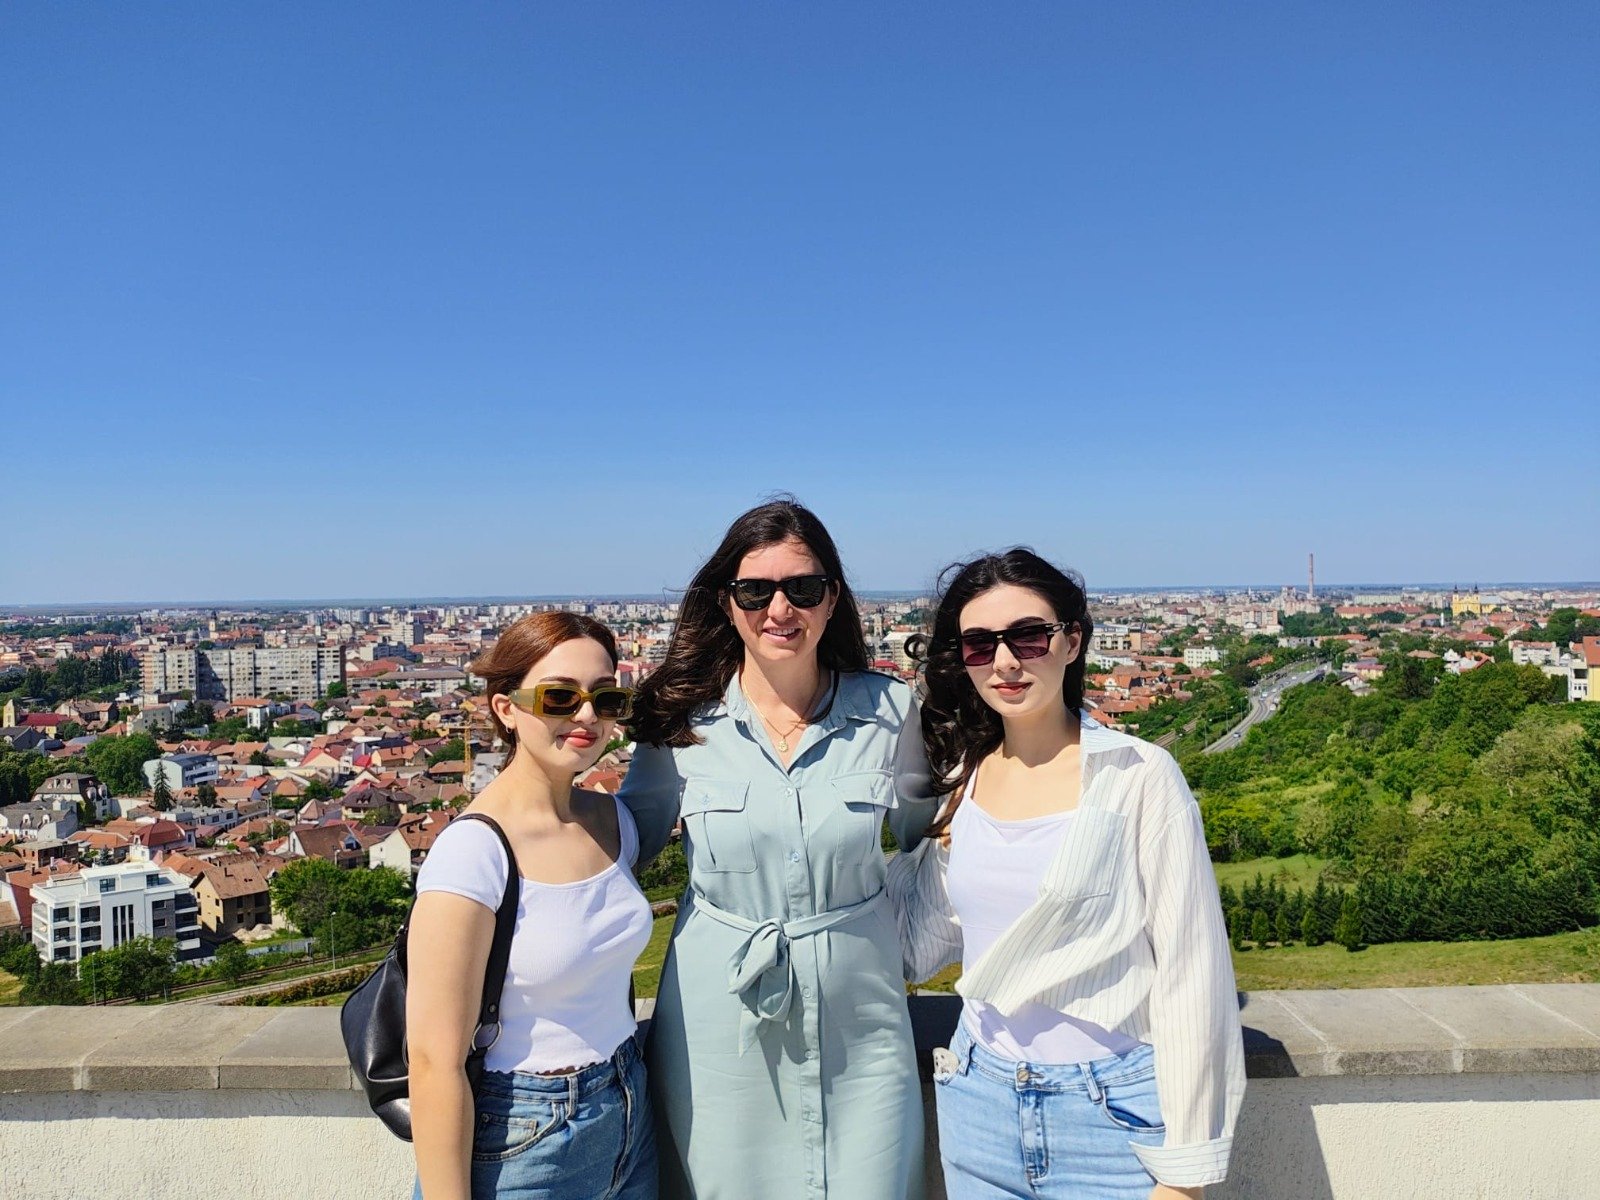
[3,987,1600,1199]
[2,984,1599,1096]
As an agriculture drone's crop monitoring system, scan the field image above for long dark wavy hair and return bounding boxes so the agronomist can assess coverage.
[915,548,1093,837]
[628,498,871,748]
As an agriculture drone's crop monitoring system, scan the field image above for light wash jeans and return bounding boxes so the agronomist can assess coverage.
[932,1024,1163,1200]
[415,1034,656,1200]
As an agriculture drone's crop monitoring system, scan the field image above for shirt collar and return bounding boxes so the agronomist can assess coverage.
[718,668,875,730]
[1079,709,1149,760]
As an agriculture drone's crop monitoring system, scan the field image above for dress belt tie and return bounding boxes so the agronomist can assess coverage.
[689,889,886,1054]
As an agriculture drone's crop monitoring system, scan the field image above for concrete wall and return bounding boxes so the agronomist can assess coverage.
[2,984,1600,1199]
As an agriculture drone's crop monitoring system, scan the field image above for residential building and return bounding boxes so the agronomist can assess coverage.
[29,860,203,965]
[0,803,78,843]
[143,753,220,792]
[1184,643,1221,668]
[143,646,345,702]
[35,774,114,821]
[193,859,272,936]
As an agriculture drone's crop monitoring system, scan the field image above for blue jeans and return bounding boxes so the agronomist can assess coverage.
[416,1035,657,1200]
[933,1024,1163,1200]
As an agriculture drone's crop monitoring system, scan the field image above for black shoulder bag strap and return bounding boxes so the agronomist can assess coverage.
[455,812,520,1084]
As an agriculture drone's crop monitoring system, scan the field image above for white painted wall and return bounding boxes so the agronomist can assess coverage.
[4,1072,1599,1199]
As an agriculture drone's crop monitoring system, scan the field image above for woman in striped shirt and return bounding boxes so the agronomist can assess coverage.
[887,549,1244,1200]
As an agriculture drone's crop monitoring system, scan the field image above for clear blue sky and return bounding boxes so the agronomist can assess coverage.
[3,3,1596,604]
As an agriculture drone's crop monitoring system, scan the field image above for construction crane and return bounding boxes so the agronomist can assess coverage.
[459,698,477,798]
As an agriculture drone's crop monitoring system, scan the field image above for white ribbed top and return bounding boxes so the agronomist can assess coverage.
[416,799,653,1074]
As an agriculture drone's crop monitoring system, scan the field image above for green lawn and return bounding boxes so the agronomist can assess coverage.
[0,966,20,1005]
[633,913,677,999]
[1213,854,1332,893]
[1232,929,1600,991]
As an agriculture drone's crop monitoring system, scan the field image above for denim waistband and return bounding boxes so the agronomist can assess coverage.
[949,1023,1155,1093]
[477,1032,640,1102]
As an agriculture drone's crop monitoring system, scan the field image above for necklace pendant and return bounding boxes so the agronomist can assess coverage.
[776,737,789,753]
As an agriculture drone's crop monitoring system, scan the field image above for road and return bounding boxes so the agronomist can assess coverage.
[1203,662,1328,755]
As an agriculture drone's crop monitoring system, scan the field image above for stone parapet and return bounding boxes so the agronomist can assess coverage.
[2,985,1599,1198]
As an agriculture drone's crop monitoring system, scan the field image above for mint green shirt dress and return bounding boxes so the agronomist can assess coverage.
[620,670,939,1200]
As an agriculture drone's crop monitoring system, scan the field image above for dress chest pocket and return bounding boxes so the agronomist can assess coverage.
[1039,807,1125,906]
[822,769,896,850]
[680,779,757,874]
[828,769,896,813]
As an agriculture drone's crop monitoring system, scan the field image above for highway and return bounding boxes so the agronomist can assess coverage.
[1202,662,1328,755]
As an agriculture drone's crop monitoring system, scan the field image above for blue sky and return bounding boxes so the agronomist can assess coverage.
[3,3,1596,604]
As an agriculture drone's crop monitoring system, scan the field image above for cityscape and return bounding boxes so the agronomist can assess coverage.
[2,569,1597,1005]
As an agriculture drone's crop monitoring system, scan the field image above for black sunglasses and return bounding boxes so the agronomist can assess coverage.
[724,574,834,612]
[958,622,1069,667]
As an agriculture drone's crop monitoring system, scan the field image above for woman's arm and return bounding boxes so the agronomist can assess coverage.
[407,891,496,1200]
[617,742,683,866]
[1131,755,1246,1191]
[888,695,940,852]
[884,835,963,983]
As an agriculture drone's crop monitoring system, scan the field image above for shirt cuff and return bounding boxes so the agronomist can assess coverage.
[1131,1135,1233,1188]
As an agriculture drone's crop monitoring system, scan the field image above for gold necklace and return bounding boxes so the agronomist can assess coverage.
[749,674,831,754]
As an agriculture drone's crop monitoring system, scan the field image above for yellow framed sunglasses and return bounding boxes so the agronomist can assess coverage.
[505,683,634,720]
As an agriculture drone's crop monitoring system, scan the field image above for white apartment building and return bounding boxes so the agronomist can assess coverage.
[143,753,220,792]
[142,646,345,701]
[1510,641,1561,667]
[29,860,203,966]
[1184,643,1222,668]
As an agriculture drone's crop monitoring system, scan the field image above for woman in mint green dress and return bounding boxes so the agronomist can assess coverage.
[620,499,939,1200]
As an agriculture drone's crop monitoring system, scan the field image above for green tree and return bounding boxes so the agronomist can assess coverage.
[249,750,272,766]
[427,738,465,766]
[1250,909,1272,948]
[1335,894,1364,952]
[324,680,348,699]
[1300,903,1324,947]
[80,937,176,1000]
[150,768,173,813]
[1275,909,1294,946]
[213,940,251,986]
[84,733,162,795]
[22,961,84,1005]
[268,858,345,937]
[196,782,218,806]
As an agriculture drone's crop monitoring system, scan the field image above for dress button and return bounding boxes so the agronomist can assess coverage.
[789,850,801,863]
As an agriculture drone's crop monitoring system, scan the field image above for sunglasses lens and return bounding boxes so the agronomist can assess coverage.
[592,688,634,719]
[730,580,776,611]
[1010,627,1054,659]
[538,687,582,716]
[960,636,998,666]
[784,576,829,608]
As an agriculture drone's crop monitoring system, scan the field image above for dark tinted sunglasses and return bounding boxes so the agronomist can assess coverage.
[506,683,635,720]
[725,574,833,612]
[958,622,1069,667]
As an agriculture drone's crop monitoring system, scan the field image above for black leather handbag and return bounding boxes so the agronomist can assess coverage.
[340,812,521,1141]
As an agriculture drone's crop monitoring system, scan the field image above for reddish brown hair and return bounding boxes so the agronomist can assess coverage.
[469,612,620,750]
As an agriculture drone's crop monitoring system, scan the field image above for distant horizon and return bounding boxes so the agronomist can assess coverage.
[4,580,1599,615]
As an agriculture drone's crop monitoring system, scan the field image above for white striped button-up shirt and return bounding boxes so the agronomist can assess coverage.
[886,713,1245,1188]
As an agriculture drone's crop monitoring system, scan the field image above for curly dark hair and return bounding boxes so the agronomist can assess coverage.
[628,497,870,748]
[914,548,1093,837]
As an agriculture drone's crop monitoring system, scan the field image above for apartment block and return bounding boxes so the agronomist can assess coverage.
[143,645,345,701]
[29,861,203,965]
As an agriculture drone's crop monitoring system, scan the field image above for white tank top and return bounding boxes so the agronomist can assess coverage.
[415,799,654,1073]
[947,779,1144,1065]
